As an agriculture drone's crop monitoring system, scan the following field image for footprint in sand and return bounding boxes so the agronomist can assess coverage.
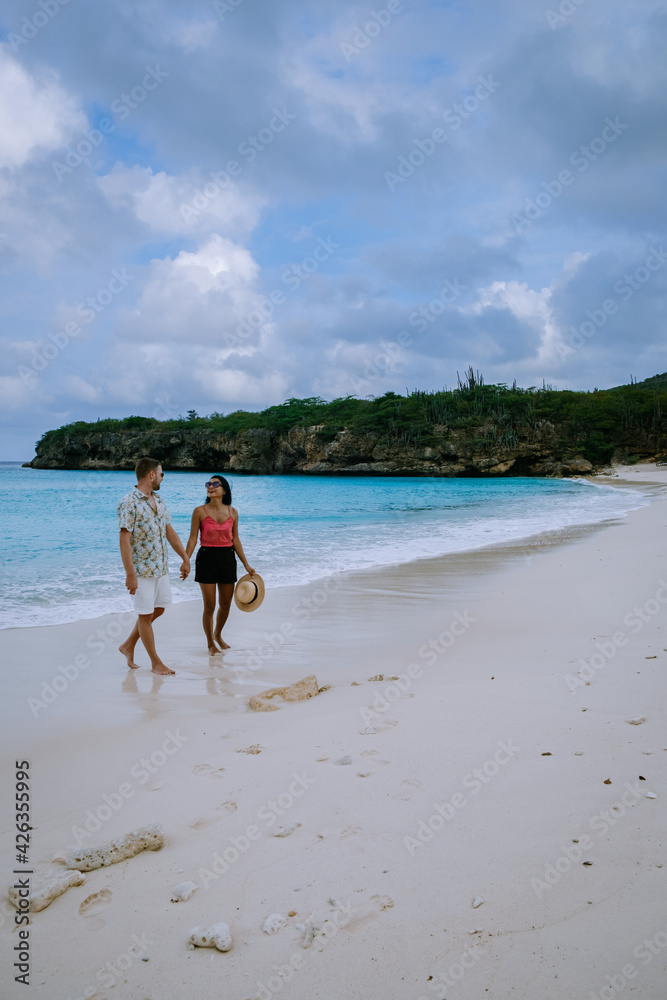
[340,825,363,840]
[392,779,422,801]
[192,763,226,779]
[79,889,112,922]
[359,749,389,765]
[216,800,238,814]
[343,894,395,930]
[189,815,223,831]
[370,894,394,911]
[359,719,399,735]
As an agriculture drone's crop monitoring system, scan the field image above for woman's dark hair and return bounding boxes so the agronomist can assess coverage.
[205,475,232,505]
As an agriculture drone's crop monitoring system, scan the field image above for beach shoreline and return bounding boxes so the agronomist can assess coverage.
[1,464,666,998]
[0,465,652,632]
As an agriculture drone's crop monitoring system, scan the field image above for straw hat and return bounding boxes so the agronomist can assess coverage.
[234,573,265,612]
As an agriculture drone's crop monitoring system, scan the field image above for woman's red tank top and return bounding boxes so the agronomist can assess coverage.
[200,513,233,547]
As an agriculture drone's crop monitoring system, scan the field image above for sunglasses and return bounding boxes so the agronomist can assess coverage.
[205,481,223,489]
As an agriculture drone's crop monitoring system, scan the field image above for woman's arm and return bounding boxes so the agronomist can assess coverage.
[185,507,203,558]
[166,524,191,580]
[231,509,254,575]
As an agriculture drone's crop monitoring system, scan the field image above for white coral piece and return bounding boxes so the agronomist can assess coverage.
[170,880,198,902]
[188,922,232,952]
[64,823,164,871]
[263,913,286,934]
[7,869,85,913]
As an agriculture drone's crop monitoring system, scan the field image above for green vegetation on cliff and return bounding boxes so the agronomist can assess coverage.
[35,373,667,467]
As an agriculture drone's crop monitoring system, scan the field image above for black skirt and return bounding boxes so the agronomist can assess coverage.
[194,546,237,584]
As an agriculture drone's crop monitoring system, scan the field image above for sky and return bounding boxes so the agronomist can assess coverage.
[1,0,666,460]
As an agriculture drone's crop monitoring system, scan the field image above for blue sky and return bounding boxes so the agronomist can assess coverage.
[1,0,666,459]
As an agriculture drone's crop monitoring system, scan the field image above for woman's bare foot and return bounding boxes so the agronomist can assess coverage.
[151,662,176,676]
[119,643,140,669]
[208,644,222,656]
[214,635,230,649]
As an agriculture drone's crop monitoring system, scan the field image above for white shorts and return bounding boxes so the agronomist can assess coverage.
[132,575,172,616]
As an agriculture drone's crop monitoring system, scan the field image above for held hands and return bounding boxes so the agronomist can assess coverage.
[180,558,191,581]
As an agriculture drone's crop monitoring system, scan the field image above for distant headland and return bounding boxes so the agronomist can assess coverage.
[23,371,667,477]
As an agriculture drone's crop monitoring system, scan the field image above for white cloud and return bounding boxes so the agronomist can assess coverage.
[467,279,552,323]
[61,375,101,403]
[194,365,290,406]
[117,233,267,345]
[0,374,39,411]
[463,253,592,367]
[114,1,217,53]
[0,48,86,169]
[97,164,265,239]
[567,4,667,95]
[150,17,218,54]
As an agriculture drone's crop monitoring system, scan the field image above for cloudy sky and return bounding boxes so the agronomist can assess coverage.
[1,0,666,459]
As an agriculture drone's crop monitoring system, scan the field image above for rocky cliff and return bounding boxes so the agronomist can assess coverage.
[24,420,601,476]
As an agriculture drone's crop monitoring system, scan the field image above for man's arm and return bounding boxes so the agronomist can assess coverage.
[119,528,138,594]
[166,523,191,580]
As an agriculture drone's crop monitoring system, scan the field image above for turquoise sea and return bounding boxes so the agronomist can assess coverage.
[0,465,651,629]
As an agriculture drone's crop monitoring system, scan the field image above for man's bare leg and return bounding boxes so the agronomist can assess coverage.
[213,583,235,650]
[119,619,141,668]
[138,610,174,675]
[119,608,165,668]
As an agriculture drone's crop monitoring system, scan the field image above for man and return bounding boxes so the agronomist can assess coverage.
[117,457,190,675]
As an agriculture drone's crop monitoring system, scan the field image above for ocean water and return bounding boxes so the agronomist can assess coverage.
[0,465,651,629]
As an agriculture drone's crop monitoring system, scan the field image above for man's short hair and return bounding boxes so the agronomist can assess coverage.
[135,457,161,481]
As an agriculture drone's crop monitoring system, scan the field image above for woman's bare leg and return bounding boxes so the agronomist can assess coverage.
[199,583,221,654]
[213,583,235,649]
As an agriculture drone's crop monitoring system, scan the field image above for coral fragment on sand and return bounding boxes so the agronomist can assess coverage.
[188,922,232,952]
[64,823,164,872]
[249,674,320,712]
[8,868,85,913]
[263,913,287,934]
[171,880,198,902]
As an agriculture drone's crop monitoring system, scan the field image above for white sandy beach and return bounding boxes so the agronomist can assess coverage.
[1,466,666,999]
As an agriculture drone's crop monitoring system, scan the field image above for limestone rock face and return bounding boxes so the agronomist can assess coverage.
[25,418,635,477]
[563,456,594,474]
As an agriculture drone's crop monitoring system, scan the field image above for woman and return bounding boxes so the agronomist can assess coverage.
[186,475,255,654]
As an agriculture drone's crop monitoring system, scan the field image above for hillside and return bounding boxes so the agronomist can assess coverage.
[23,375,667,477]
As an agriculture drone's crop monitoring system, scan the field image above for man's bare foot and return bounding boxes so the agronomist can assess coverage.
[151,662,176,675]
[119,643,140,669]
[214,635,230,649]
